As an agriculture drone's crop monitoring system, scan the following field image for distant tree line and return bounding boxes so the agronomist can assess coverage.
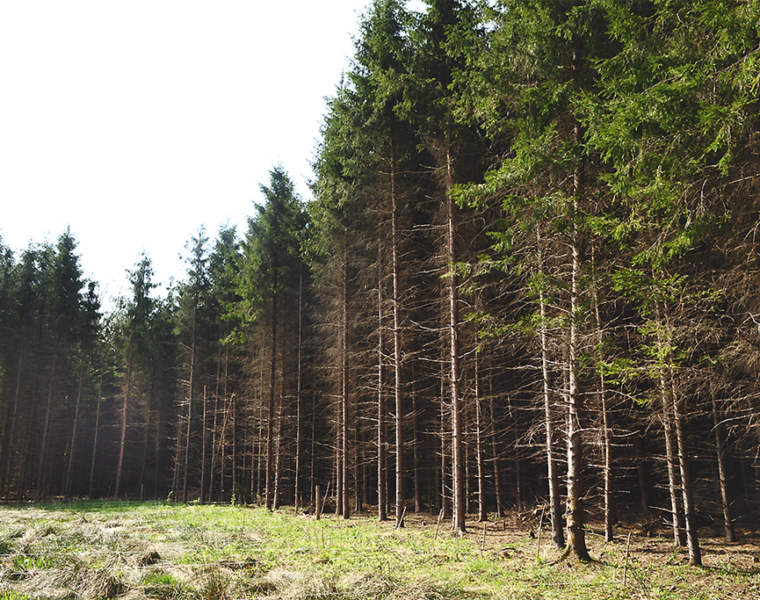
[2,0,760,566]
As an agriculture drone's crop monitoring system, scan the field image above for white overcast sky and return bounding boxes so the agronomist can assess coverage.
[0,0,408,309]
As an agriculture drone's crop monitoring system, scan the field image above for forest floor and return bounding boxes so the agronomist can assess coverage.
[0,500,757,600]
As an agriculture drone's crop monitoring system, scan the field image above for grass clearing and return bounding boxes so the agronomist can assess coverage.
[0,502,756,599]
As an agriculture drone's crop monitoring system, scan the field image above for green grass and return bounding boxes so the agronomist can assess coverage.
[0,501,757,599]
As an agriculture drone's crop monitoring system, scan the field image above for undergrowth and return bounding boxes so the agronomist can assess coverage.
[0,501,756,599]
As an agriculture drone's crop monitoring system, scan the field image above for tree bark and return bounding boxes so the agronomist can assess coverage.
[440,354,452,520]
[265,288,278,509]
[88,369,103,499]
[390,135,404,528]
[377,233,388,521]
[64,360,85,498]
[488,370,504,518]
[475,347,487,522]
[655,302,687,548]
[115,331,134,497]
[182,297,198,503]
[341,236,350,519]
[36,335,59,502]
[295,261,304,512]
[711,389,736,542]
[671,377,702,566]
[563,191,590,561]
[592,261,615,543]
[540,286,564,548]
[201,385,208,503]
[1,347,24,499]
[446,141,465,535]
[412,369,422,514]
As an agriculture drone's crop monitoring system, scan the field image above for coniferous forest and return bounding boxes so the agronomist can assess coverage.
[3,0,760,567]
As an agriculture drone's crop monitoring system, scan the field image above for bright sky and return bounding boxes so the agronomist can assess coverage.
[0,0,383,309]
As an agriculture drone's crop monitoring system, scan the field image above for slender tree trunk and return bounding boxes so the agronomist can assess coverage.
[377,234,388,521]
[446,140,465,534]
[208,347,222,502]
[201,385,208,503]
[2,347,24,499]
[633,434,652,515]
[139,402,152,501]
[655,303,687,548]
[265,288,278,509]
[273,398,284,509]
[89,370,103,499]
[540,285,564,548]
[592,263,615,543]
[563,190,590,561]
[440,354,452,519]
[671,378,701,566]
[221,356,230,501]
[171,408,183,501]
[412,370,422,514]
[232,394,238,501]
[475,347,487,522]
[354,392,363,513]
[711,389,736,542]
[154,402,162,498]
[390,136,404,528]
[600,376,615,543]
[310,393,317,506]
[341,236,350,519]
[64,360,85,498]
[183,299,198,503]
[116,331,134,497]
[36,335,60,502]
[295,262,304,512]
[662,383,686,546]
[488,368,504,517]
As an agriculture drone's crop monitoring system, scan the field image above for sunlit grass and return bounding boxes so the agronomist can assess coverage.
[0,501,757,599]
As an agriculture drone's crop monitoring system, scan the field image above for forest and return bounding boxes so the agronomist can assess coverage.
[1,0,760,568]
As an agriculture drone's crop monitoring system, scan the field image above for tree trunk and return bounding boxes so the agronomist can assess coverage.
[377,233,388,521]
[563,198,590,561]
[592,263,615,543]
[354,391,363,513]
[440,355,452,520]
[446,141,465,535]
[139,401,152,501]
[182,298,198,503]
[671,377,701,566]
[655,300,687,548]
[488,372,504,518]
[341,237,350,519]
[265,288,278,509]
[201,385,208,503]
[64,360,85,498]
[412,370,422,514]
[295,262,304,512]
[1,347,24,499]
[88,370,103,499]
[273,398,284,509]
[475,347,487,522]
[115,331,134,497]
[208,347,222,502]
[36,335,59,502]
[540,285,564,548]
[633,434,652,515]
[711,389,736,542]
[390,135,404,529]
